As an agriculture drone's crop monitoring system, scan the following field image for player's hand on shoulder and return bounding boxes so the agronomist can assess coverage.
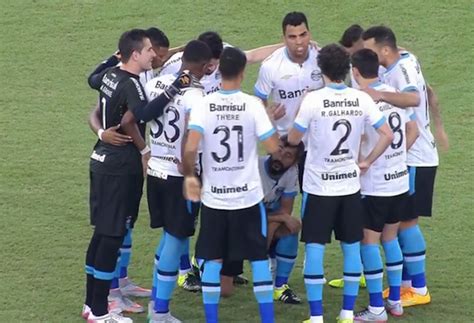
[267,103,286,121]
[361,87,383,102]
[184,176,201,202]
[102,125,132,146]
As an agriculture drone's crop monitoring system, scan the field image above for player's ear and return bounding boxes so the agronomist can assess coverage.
[352,66,360,79]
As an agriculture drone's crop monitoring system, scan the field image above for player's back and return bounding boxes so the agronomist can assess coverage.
[144,74,204,176]
[194,90,274,209]
[90,67,146,175]
[382,51,438,166]
[360,82,413,196]
[296,84,384,196]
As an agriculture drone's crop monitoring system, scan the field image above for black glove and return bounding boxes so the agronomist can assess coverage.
[164,70,203,99]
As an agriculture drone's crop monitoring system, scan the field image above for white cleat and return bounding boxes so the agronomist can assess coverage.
[87,312,133,323]
[149,311,182,323]
[120,278,151,297]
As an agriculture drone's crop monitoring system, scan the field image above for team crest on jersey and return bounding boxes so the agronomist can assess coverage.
[311,70,322,81]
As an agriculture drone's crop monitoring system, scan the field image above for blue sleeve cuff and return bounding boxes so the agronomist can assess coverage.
[259,128,276,141]
[188,124,204,133]
[254,86,268,100]
[293,122,307,133]
[282,191,297,198]
[401,85,418,93]
[372,116,386,129]
[409,113,416,121]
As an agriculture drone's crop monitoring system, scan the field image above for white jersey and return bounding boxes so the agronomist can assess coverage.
[188,90,275,209]
[258,156,298,212]
[381,51,438,166]
[144,74,205,177]
[360,82,415,196]
[254,46,324,135]
[294,83,385,196]
[159,43,232,95]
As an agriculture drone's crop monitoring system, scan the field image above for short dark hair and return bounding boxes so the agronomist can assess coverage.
[198,31,223,59]
[118,29,149,63]
[339,24,364,48]
[362,26,397,50]
[145,27,170,48]
[218,47,247,79]
[280,135,305,162]
[317,44,351,82]
[282,12,309,34]
[351,49,380,78]
[182,40,212,64]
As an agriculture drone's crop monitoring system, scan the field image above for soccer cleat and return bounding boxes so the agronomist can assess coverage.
[385,301,403,317]
[81,304,91,320]
[273,284,301,304]
[177,272,201,292]
[108,293,144,313]
[400,288,431,307]
[382,286,410,299]
[354,308,387,322]
[233,274,249,285]
[87,312,133,323]
[120,278,151,297]
[149,311,182,323]
[148,301,155,320]
[328,276,366,288]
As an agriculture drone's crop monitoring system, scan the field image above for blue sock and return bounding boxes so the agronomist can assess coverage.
[154,232,186,313]
[382,239,403,301]
[179,238,191,275]
[201,261,222,323]
[119,228,132,279]
[152,234,165,302]
[304,243,325,317]
[360,244,383,308]
[251,260,274,323]
[399,225,426,288]
[341,242,362,311]
[275,233,298,288]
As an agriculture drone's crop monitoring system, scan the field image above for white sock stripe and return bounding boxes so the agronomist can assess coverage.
[404,255,426,262]
[343,276,361,282]
[364,272,384,280]
[386,264,403,271]
[120,248,131,253]
[157,274,178,281]
[202,286,221,293]
[304,278,325,285]
[253,285,273,292]
[275,256,296,263]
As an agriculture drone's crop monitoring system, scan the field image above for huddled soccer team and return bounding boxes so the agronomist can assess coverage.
[82,11,448,323]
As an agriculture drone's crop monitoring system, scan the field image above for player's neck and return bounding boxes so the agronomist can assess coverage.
[322,75,344,86]
[357,77,379,89]
[220,79,241,92]
[285,47,309,65]
[383,51,401,69]
[120,62,143,76]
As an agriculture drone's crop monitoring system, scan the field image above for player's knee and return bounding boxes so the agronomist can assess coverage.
[399,218,418,230]
[220,275,234,298]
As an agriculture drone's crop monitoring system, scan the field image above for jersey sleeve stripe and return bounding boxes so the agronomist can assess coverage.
[372,116,386,129]
[188,124,204,133]
[409,113,416,121]
[254,86,269,100]
[258,128,276,141]
[282,191,297,198]
[293,122,307,133]
[401,85,418,93]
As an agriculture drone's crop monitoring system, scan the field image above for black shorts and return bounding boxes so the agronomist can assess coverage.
[221,260,244,277]
[402,166,437,220]
[147,175,199,238]
[301,191,363,244]
[298,151,307,193]
[89,172,143,237]
[362,192,411,232]
[195,202,268,262]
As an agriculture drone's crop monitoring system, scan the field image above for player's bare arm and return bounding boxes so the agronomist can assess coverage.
[358,123,394,174]
[261,132,280,154]
[287,127,304,146]
[245,43,283,64]
[405,119,419,151]
[427,85,449,152]
[363,87,420,108]
[88,101,132,146]
[182,130,202,202]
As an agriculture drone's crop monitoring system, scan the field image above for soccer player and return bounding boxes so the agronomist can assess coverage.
[350,49,419,321]
[144,40,212,323]
[288,44,393,323]
[219,135,304,304]
[160,31,284,95]
[83,29,156,323]
[183,46,279,323]
[362,26,449,307]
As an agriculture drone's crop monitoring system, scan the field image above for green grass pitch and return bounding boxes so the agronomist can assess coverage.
[1,0,473,322]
